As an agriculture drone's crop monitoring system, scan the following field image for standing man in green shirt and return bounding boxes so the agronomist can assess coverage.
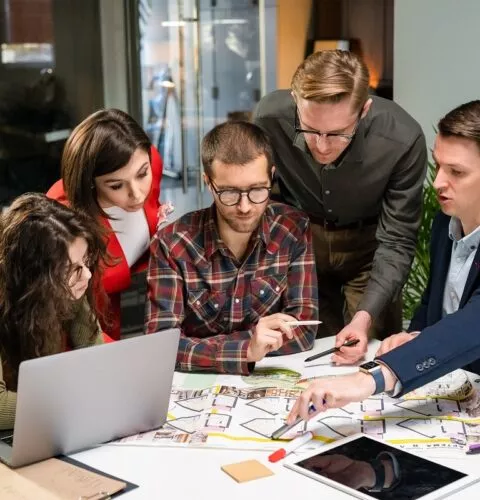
[254,50,427,363]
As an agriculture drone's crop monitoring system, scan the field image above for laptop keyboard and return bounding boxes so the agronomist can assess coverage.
[1,435,13,446]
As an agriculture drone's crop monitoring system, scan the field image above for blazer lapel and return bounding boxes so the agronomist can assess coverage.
[144,197,157,236]
[430,218,454,320]
[100,216,131,291]
[460,246,480,307]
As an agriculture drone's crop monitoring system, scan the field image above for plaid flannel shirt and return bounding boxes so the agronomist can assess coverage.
[145,202,318,375]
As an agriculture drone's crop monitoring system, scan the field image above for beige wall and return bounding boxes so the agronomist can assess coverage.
[395,0,480,155]
[276,0,311,89]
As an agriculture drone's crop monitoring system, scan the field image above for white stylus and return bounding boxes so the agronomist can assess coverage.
[268,431,314,462]
[286,320,323,326]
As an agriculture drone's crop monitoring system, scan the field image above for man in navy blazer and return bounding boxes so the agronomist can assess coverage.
[287,100,480,422]
[377,211,480,382]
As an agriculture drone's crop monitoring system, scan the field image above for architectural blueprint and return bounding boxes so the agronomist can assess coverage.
[115,370,480,452]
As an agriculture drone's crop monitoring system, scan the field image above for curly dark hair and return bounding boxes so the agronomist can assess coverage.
[0,193,107,388]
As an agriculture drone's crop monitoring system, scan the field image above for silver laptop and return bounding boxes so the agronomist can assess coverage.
[0,329,179,467]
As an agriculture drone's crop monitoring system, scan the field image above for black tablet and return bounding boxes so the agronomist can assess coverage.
[285,433,479,499]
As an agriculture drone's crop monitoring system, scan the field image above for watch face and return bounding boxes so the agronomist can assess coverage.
[361,361,379,370]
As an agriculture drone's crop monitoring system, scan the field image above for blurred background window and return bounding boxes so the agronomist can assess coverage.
[0,0,71,207]
[1,0,54,66]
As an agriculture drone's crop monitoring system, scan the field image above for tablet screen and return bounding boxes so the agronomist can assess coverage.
[294,436,466,499]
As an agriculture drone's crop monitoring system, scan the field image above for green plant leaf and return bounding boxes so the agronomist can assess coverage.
[402,160,439,321]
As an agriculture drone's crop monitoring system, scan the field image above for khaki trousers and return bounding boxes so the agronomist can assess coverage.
[310,222,402,340]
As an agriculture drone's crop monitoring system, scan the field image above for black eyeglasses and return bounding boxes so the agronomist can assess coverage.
[209,179,271,206]
[294,106,362,145]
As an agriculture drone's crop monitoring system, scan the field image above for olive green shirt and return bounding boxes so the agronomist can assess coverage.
[0,298,103,430]
[254,91,427,319]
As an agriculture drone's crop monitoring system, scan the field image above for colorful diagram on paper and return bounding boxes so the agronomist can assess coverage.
[115,370,480,452]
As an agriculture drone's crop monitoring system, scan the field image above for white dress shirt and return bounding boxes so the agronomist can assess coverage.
[442,217,480,317]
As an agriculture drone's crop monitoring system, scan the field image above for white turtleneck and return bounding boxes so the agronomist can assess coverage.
[103,206,150,267]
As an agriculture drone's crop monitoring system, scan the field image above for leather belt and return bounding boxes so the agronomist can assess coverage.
[308,214,378,231]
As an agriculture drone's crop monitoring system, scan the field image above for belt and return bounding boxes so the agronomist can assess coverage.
[308,214,378,231]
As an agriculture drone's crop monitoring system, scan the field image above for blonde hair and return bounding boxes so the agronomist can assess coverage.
[291,50,370,112]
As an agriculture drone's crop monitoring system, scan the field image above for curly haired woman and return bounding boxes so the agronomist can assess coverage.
[0,193,107,429]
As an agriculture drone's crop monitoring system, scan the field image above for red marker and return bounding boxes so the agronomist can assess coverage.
[268,431,314,462]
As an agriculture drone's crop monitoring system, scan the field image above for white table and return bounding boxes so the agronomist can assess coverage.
[71,338,480,499]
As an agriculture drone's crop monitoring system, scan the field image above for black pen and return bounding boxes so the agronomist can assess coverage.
[304,339,360,363]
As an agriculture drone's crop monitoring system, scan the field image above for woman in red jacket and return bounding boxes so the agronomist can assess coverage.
[47,108,167,340]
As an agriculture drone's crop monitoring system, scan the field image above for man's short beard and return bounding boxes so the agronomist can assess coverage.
[223,215,262,233]
[217,209,264,234]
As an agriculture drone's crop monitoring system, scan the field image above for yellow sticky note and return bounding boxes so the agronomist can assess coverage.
[221,459,274,483]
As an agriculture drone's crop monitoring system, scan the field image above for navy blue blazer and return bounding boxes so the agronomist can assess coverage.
[377,212,480,395]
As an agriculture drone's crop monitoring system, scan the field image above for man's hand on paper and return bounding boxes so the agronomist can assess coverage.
[287,372,376,422]
[331,311,371,365]
[246,313,296,362]
[375,331,420,357]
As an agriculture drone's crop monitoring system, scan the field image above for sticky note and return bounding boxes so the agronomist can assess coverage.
[221,459,274,483]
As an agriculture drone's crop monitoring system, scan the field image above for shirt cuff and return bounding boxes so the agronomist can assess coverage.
[215,339,253,375]
[357,292,386,321]
[387,380,403,397]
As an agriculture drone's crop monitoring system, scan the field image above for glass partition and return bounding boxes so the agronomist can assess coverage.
[139,0,261,191]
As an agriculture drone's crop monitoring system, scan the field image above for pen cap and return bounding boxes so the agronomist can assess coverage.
[268,449,287,463]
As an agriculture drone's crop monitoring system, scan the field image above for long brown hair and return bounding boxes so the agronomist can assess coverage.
[0,193,107,388]
[61,108,151,219]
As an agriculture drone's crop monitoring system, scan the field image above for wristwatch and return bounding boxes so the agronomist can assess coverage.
[359,361,385,395]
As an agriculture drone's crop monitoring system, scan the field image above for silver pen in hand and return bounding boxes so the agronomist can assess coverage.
[271,404,318,440]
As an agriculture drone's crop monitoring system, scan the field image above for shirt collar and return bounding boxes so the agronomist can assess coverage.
[203,204,272,260]
[448,216,480,249]
[204,205,224,260]
[258,208,272,247]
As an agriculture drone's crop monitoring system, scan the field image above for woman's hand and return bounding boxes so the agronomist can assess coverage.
[157,202,175,230]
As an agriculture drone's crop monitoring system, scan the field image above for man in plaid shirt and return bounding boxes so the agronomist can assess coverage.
[145,121,318,374]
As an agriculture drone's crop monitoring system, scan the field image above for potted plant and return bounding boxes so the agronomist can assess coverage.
[402,161,439,321]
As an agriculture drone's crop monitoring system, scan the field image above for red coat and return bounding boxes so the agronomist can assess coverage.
[47,145,163,339]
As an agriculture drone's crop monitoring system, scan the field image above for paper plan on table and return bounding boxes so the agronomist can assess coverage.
[112,369,480,454]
